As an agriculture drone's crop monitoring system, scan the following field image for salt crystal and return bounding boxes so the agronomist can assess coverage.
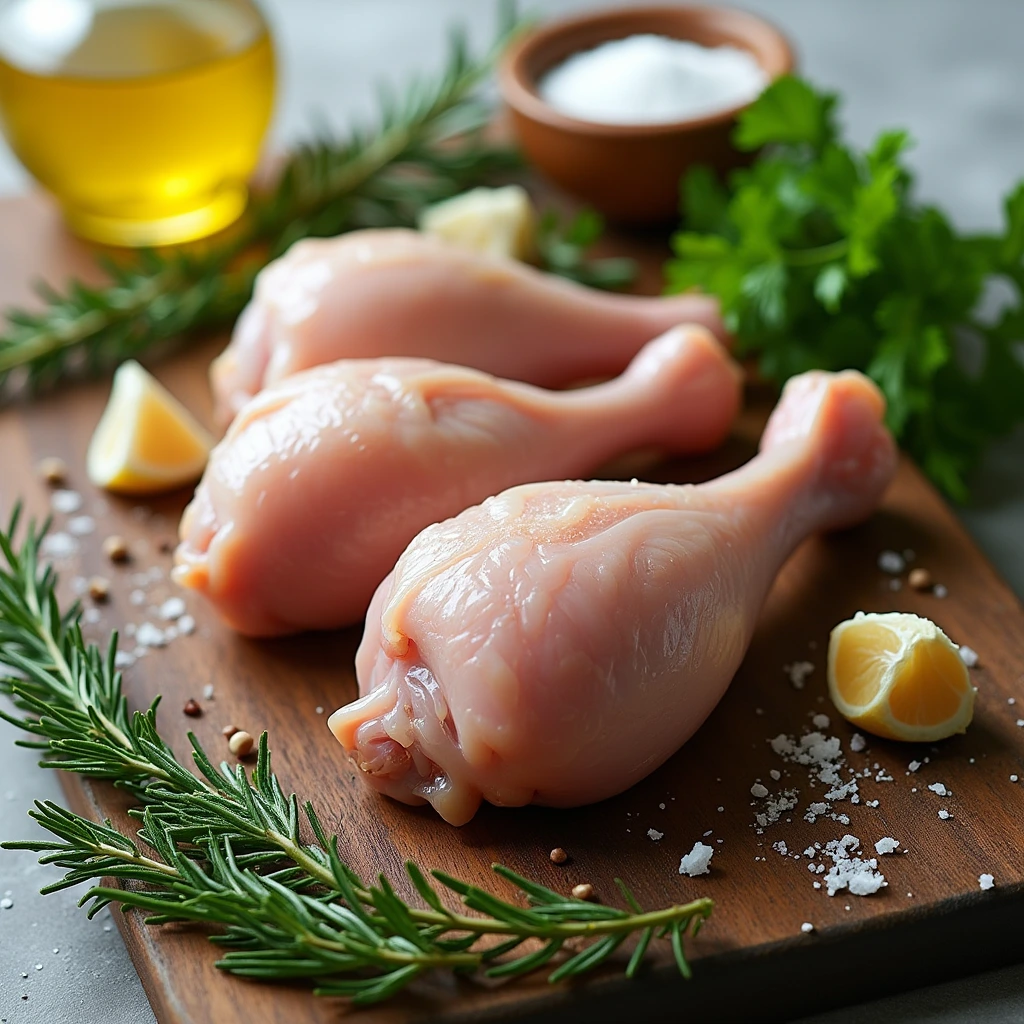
[938,809,951,820]
[82,607,101,625]
[177,615,196,636]
[773,840,788,856]
[1017,720,1024,728]
[51,489,82,514]
[908,760,922,772]
[813,881,821,889]
[67,515,95,536]
[703,830,713,837]
[202,684,215,700]
[159,597,186,621]
[315,705,324,715]
[659,802,666,809]
[801,922,814,933]
[784,661,814,689]
[678,842,714,877]
[958,645,979,668]
[877,550,905,574]
[647,828,664,841]
[114,651,136,670]
[850,733,867,753]
[770,769,781,781]
[750,783,769,798]
[130,589,146,606]
[812,713,830,729]
[40,532,77,559]
[1011,775,1019,783]
[0,897,12,909]
[934,584,948,598]
[928,782,948,796]
[822,835,886,897]
[1010,698,1017,706]
[717,806,724,812]
[979,873,995,891]
[135,622,167,648]
[874,837,900,855]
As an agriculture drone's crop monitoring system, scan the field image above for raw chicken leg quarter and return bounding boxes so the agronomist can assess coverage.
[176,324,741,636]
[330,370,898,826]
[210,228,725,424]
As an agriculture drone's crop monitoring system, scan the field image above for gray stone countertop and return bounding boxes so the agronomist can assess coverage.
[2,2,1023,1022]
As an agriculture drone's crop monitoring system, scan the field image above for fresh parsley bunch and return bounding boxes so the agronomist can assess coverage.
[665,76,1024,501]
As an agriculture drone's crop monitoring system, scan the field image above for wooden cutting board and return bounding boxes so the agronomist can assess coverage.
[2,192,1024,1024]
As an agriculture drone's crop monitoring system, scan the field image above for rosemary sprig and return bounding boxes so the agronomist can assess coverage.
[0,507,712,1003]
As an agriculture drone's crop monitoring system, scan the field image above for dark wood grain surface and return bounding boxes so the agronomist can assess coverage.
[2,193,1024,1023]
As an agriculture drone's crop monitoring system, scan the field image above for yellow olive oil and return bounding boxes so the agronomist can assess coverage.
[0,0,275,244]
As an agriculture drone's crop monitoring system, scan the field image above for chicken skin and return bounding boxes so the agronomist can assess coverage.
[176,325,740,636]
[211,229,725,424]
[330,370,897,825]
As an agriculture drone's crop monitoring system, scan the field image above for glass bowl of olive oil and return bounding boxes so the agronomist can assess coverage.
[0,0,275,246]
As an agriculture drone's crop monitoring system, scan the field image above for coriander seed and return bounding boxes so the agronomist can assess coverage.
[87,576,110,602]
[221,724,238,738]
[103,535,130,563]
[183,699,202,717]
[37,457,68,486]
[908,568,932,591]
[571,883,594,901]
[549,847,568,865]
[228,730,254,757]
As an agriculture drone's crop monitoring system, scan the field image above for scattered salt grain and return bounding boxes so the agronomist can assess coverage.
[1017,720,1024,728]
[202,684,215,700]
[114,651,136,670]
[130,589,146,606]
[822,835,886,897]
[812,713,831,730]
[877,550,905,574]
[717,806,724,812]
[938,809,951,820]
[659,802,666,809]
[784,661,814,689]
[928,783,948,796]
[159,597,186,621]
[1010,698,1017,705]
[67,515,95,536]
[82,608,101,625]
[703,830,713,837]
[1011,775,1019,783]
[770,769,781,781]
[754,789,799,830]
[933,584,948,599]
[750,783,769,798]
[801,922,814,933]
[679,842,714,877]
[0,897,12,909]
[315,706,324,715]
[908,760,922,772]
[850,734,867,753]
[177,614,196,636]
[773,840,789,856]
[135,622,167,648]
[958,645,979,668]
[50,489,82,514]
[874,837,900,855]
[979,874,995,891]
[647,828,664,841]
[40,532,77,559]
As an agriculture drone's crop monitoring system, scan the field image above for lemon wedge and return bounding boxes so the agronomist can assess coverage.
[419,185,536,261]
[827,611,975,742]
[86,360,213,495]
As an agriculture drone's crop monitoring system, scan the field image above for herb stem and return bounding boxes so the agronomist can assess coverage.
[782,238,849,267]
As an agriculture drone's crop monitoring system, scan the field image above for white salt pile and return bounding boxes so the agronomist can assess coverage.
[539,34,767,126]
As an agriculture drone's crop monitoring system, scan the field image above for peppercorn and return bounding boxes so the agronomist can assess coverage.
[183,699,202,717]
[103,535,130,563]
[549,847,568,865]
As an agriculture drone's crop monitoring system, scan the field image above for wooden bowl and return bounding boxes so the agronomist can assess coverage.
[499,5,795,224]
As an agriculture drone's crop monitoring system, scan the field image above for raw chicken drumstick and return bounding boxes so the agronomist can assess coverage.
[330,370,898,826]
[176,324,741,636]
[211,228,725,424]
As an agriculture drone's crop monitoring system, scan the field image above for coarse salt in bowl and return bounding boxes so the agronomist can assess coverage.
[499,5,795,223]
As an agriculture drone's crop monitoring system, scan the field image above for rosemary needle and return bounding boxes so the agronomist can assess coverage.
[0,506,712,1003]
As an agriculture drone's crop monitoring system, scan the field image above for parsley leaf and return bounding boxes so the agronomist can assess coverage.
[665,74,1024,500]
